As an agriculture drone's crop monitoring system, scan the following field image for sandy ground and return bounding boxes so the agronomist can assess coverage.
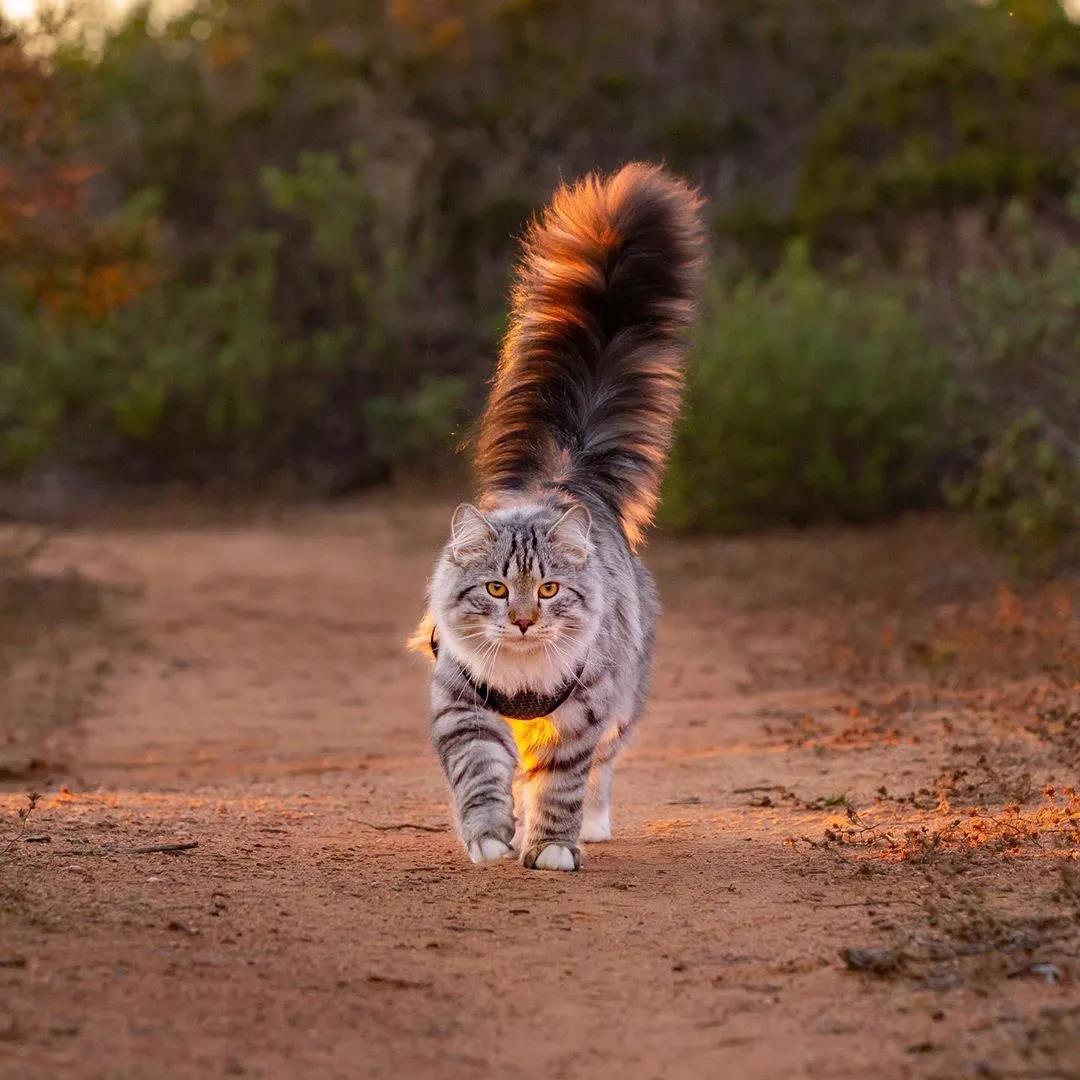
[1,497,1078,1079]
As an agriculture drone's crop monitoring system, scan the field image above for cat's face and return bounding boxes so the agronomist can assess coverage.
[431,502,600,675]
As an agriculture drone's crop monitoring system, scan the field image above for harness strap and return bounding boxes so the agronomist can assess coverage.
[429,625,582,720]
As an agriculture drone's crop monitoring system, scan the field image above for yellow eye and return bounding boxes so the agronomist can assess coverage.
[485,581,508,598]
[538,582,560,599]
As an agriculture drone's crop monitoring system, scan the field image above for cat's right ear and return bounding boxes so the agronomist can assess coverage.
[449,503,497,565]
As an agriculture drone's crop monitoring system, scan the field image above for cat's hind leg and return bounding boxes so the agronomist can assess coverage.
[581,704,642,842]
[580,728,619,842]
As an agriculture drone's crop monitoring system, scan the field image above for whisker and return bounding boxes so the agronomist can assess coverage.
[547,637,590,692]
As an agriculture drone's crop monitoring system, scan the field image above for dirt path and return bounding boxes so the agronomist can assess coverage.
[2,499,1078,1079]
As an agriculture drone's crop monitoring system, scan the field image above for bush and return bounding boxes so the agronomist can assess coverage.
[941,202,1080,574]
[0,136,468,485]
[799,1,1080,238]
[665,244,950,531]
[950,412,1080,577]
[666,208,1080,574]
[0,231,353,479]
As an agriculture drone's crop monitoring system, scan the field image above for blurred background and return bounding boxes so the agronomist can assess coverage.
[0,0,1077,572]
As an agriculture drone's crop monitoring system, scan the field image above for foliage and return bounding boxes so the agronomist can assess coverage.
[667,206,1080,572]
[941,202,1080,574]
[0,1,1076,567]
[260,138,439,363]
[951,413,1080,576]
[665,245,949,531]
[799,0,1080,237]
[0,231,352,478]
[363,376,469,475]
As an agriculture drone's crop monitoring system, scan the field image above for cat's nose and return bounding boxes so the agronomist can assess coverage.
[513,615,536,635]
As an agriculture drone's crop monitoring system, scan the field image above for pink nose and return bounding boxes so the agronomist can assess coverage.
[514,618,535,635]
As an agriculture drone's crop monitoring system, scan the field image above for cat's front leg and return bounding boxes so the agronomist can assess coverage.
[517,705,600,871]
[431,696,517,864]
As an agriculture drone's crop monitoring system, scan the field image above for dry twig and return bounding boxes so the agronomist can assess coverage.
[55,840,198,856]
[352,820,448,833]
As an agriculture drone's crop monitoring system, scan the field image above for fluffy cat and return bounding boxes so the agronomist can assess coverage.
[419,163,704,871]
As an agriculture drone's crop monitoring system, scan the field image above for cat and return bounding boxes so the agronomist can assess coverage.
[418,163,704,871]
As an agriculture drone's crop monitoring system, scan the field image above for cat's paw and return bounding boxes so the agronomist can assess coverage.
[467,836,514,864]
[522,843,581,871]
[580,809,612,843]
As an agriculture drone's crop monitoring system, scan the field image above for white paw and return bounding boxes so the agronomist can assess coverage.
[580,809,612,843]
[528,843,581,871]
[467,836,513,864]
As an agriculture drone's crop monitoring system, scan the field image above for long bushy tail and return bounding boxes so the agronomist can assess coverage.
[474,162,705,548]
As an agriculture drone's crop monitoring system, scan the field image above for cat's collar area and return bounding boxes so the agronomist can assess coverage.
[429,625,583,721]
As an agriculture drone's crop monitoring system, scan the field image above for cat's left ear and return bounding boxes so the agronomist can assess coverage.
[547,503,592,565]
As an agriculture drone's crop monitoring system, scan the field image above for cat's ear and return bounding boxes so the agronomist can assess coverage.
[449,503,497,565]
[547,503,592,565]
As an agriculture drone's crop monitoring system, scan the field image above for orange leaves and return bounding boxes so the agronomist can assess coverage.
[209,34,251,69]
[0,33,158,321]
[428,16,465,49]
[31,259,161,320]
[796,787,1080,866]
[53,162,101,188]
[0,158,100,231]
[0,33,131,318]
[388,0,468,54]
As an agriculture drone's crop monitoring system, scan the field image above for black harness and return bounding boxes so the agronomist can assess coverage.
[430,626,582,720]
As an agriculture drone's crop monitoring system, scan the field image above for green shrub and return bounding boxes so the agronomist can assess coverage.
[363,376,469,476]
[0,136,469,484]
[665,244,949,531]
[260,137,440,363]
[941,201,1080,574]
[949,412,1080,577]
[0,231,353,478]
[799,1,1080,237]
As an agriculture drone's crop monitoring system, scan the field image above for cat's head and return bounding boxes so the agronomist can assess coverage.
[430,501,600,678]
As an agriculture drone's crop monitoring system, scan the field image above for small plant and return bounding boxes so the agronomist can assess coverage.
[1,791,40,857]
[951,415,1080,576]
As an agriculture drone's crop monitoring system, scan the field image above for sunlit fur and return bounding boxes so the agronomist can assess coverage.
[423,163,704,871]
[475,162,704,549]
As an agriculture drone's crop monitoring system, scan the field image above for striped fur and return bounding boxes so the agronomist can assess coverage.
[424,165,704,871]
